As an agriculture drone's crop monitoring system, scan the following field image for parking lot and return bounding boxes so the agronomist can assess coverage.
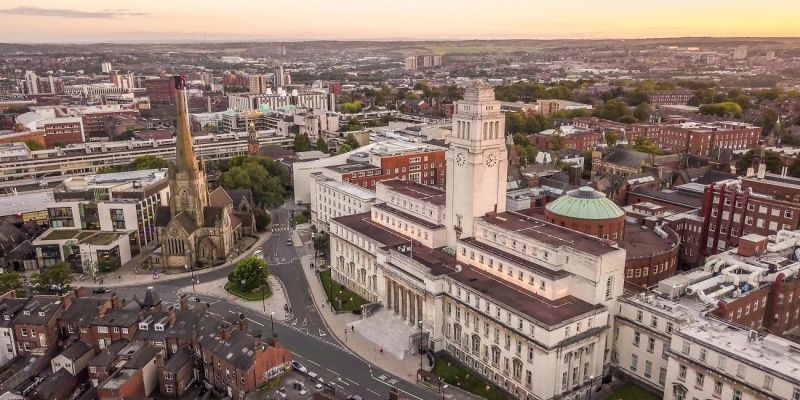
[249,370,334,400]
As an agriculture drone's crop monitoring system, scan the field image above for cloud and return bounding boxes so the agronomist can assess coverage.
[0,6,148,19]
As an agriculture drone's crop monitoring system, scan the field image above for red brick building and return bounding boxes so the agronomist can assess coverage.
[42,117,85,148]
[145,78,178,105]
[12,293,70,355]
[529,126,602,152]
[700,177,800,256]
[645,89,694,106]
[325,147,446,190]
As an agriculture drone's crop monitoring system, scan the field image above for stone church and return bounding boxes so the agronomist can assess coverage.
[154,76,255,271]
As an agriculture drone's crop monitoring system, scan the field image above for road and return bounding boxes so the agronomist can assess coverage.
[101,204,438,400]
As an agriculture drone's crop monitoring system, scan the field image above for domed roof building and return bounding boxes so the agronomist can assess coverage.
[544,186,626,241]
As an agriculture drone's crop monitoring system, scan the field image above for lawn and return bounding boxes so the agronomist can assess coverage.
[433,352,510,400]
[607,383,660,400]
[225,282,272,301]
[293,214,309,224]
[319,269,369,313]
[43,229,79,240]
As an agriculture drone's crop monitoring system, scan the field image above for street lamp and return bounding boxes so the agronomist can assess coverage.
[261,264,267,312]
[588,375,595,400]
[270,311,276,339]
[186,250,196,293]
[418,320,424,370]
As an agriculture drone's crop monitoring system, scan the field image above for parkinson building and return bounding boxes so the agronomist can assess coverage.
[329,82,626,400]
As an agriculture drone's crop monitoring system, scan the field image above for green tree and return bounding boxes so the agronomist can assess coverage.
[627,88,650,106]
[24,140,44,151]
[605,131,618,146]
[735,150,784,175]
[618,115,639,124]
[129,155,170,170]
[633,136,663,155]
[0,271,22,294]
[699,102,743,119]
[254,208,271,232]
[337,143,353,155]
[550,132,566,151]
[513,133,530,146]
[633,103,651,122]
[315,136,329,153]
[31,262,73,295]
[343,119,364,132]
[293,133,312,152]
[314,232,330,257]
[219,157,288,209]
[759,109,780,135]
[343,133,361,149]
[229,256,268,292]
[593,99,632,121]
[341,100,364,114]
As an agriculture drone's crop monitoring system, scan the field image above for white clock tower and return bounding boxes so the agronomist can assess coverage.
[445,81,508,247]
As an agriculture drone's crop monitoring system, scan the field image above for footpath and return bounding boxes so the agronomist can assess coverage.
[81,231,271,288]
[178,274,292,322]
[296,254,423,383]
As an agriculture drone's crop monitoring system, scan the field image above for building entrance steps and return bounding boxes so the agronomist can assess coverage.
[347,308,417,360]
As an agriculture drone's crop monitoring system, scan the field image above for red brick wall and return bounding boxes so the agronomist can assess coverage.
[543,211,626,241]
[146,79,178,105]
[343,150,446,190]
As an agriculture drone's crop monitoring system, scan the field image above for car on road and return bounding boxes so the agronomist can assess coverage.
[291,361,307,373]
[253,249,263,258]
[286,239,293,246]
[347,396,363,400]
[92,287,111,294]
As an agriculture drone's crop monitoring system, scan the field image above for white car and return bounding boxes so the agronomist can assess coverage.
[291,361,307,373]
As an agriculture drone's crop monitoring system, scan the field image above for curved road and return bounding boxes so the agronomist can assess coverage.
[100,205,436,400]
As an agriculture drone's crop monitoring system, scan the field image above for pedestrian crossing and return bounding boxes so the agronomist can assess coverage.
[271,226,293,232]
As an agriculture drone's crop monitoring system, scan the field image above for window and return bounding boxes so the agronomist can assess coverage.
[650,316,658,328]
[633,332,640,347]
[647,337,655,353]
[763,375,773,391]
[681,341,690,355]
[636,311,643,322]
[644,361,652,378]
[717,355,726,369]
[713,380,723,397]
[733,389,742,400]
[97,326,108,334]
[658,368,667,385]
[630,354,638,371]
[736,364,746,378]
[666,322,673,333]
[699,348,707,362]
[695,372,705,389]
[792,388,800,400]
[678,364,687,381]
[605,276,614,300]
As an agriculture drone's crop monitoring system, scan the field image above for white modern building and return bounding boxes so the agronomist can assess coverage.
[328,82,626,400]
[309,173,376,233]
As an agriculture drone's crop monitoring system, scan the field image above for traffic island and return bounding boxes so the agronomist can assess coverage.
[224,282,272,301]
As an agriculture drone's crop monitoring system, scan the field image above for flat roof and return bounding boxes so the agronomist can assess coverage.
[448,265,604,327]
[0,190,54,217]
[620,224,677,259]
[380,180,446,206]
[315,175,376,201]
[481,211,619,257]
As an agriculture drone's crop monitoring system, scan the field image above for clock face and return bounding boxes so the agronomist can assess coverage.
[486,152,498,167]
[456,152,466,167]
[170,227,180,236]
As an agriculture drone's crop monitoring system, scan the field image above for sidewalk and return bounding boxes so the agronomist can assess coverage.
[85,231,271,288]
[178,274,293,322]
[297,254,423,384]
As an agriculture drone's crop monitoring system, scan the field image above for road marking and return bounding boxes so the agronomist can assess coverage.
[346,378,358,386]
[246,318,264,327]
[328,369,341,377]
[291,319,298,326]
[302,318,307,327]
[370,376,423,400]
[367,388,381,397]
[318,329,326,337]
[307,359,321,367]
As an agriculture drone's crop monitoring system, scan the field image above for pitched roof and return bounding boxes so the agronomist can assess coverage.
[88,340,129,367]
[203,206,224,227]
[226,189,253,208]
[155,206,172,227]
[174,211,199,233]
[60,297,108,326]
[164,349,192,370]
[208,187,233,208]
[32,368,76,399]
[60,339,93,361]
[143,287,161,308]
[602,148,650,168]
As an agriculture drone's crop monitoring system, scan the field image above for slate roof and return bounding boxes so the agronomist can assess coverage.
[155,206,172,227]
[60,297,108,326]
[60,339,93,361]
[227,189,254,210]
[12,295,63,325]
[0,298,27,328]
[164,349,192,371]
[174,212,199,233]
[88,340,129,367]
[203,207,225,227]
[123,344,159,369]
[142,288,161,309]
[602,148,650,168]
[197,328,260,372]
[208,187,233,208]
[93,309,139,328]
[32,368,75,399]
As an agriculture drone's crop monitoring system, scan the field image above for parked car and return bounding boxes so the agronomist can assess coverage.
[92,287,111,294]
[286,238,293,246]
[291,361,307,373]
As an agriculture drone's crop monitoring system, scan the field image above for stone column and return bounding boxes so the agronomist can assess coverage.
[408,292,416,325]
[417,294,423,327]
[401,287,407,319]
[386,278,392,311]
[394,283,400,314]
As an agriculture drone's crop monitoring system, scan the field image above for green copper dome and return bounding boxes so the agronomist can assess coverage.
[545,186,624,220]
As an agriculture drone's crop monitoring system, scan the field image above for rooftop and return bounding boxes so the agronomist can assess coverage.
[0,190,54,217]
[620,223,678,259]
[379,179,446,206]
[545,186,624,220]
[448,264,604,327]
[312,173,376,201]
[481,211,619,257]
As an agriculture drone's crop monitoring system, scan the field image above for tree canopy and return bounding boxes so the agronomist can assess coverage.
[593,99,633,122]
[315,136,329,153]
[0,271,22,294]
[228,256,267,292]
[219,155,289,209]
[505,112,553,135]
[341,100,364,114]
[735,150,784,175]
[337,143,353,155]
[632,136,663,155]
[32,262,73,295]
[343,133,361,149]
[699,102,743,119]
[24,140,44,151]
[293,133,312,152]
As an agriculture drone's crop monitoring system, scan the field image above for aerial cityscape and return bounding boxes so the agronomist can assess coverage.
[1,2,800,400]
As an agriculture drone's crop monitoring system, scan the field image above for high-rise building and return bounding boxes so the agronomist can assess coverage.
[24,71,39,95]
[145,78,178,104]
[101,62,112,73]
[248,74,271,94]
[733,45,748,60]
[403,56,418,71]
[273,66,285,88]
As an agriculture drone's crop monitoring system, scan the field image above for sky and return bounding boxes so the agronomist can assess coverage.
[0,0,799,43]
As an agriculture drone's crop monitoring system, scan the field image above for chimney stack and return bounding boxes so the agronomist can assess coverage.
[111,292,122,309]
[167,306,176,326]
[179,294,188,311]
[238,313,248,333]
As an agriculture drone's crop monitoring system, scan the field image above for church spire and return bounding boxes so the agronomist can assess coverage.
[174,76,200,176]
